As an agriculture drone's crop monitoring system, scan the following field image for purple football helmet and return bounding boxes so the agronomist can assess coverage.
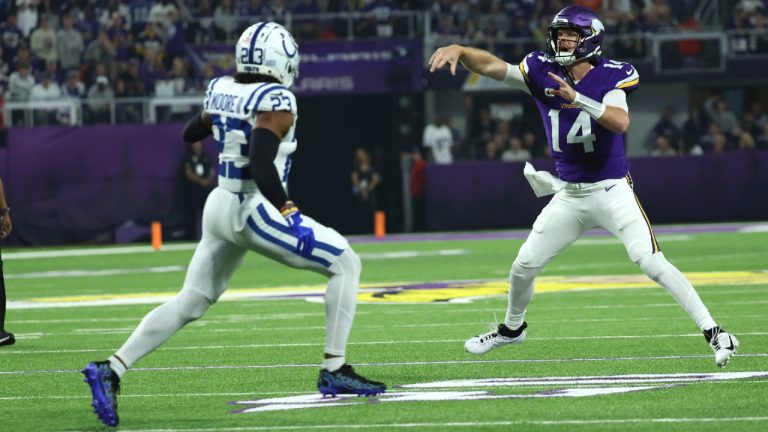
[546,6,605,66]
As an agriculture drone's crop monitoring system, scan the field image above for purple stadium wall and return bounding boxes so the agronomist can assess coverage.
[1,124,766,245]
[0,124,218,245]
[425,151,768,231]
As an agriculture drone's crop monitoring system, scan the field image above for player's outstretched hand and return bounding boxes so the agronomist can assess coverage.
[429,45,463,75]
[547,72,577,102]
[285,211,315,259]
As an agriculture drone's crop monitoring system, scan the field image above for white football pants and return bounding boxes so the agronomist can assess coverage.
[112,187,360,373]
[505,176,717,332]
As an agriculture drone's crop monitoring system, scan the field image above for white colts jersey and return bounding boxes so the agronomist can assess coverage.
[204,76,298,194]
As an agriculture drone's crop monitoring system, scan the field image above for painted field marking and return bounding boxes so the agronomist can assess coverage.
[9,270,768,309]
[230,371,768,413]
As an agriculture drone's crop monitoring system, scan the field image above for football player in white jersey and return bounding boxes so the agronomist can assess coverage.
[82,22,385,428]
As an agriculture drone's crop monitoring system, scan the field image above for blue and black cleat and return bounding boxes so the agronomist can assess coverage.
[82,361,120,427]
[317,364,386,397]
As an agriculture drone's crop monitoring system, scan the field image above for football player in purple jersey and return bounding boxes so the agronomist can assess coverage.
[429,5,739,367]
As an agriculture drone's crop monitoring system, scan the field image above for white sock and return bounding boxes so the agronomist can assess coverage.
[323,357,346,372]
[324,250,361,357]
[108,355,128,379]
[505,260,538,330]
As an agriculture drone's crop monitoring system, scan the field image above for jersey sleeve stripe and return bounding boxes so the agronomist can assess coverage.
[616,78,639,89]
[242,82,273,114]
[518,62,529,83]
[616,70,639,88]
[204,77,222,110]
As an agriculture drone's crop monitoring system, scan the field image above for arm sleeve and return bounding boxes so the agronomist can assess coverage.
[249,127,289,210]
[182,112,212,143]
[603,89,628,113]
[502,62,532,94]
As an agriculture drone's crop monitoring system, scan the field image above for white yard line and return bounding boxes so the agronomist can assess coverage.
[3,353,768,375]
[67,417,768,431]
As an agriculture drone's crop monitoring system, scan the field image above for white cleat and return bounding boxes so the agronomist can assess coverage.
[709,329,740,368]
[464,322,527,355]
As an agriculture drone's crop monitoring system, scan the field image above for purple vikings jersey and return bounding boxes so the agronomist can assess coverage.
[519,51,639,182]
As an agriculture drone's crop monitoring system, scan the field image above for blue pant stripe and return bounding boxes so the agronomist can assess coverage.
[245,216,332,268]
[256,204,344,256]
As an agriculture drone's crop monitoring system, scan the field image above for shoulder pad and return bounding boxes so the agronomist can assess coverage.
[242,83,297,116]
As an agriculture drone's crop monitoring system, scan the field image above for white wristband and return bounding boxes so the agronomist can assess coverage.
[573,92,606,120]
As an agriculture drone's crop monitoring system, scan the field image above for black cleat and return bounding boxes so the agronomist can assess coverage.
[317,364,386,397]
[0,331,15,346]
[82,361,120,427]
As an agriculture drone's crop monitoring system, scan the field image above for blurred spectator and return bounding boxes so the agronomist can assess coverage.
[29,15,57,67]
[737,130,756,150]
[181,140,213,240]
[158,56,192,121]
[647,105,680,151]
[84,29,116,81]
[712,132,729,155]
[58,14,85,71]
[190,0,214,43]
[649,135,677,157]
[115,58,146,123]
[77,5,100,45]
[29,72,61,125]
[703,94,739,136]
[107,12,131,66]
[747,101,768,128]
[7,63,34,102]
[699,122,723,153]
[461,17,482,43]
[61,69,85,98]
[501,136,531,161]
[213,0,238,41]
[135,21,164,60]
[164,8,187,62]
[268,0,289,22]
[485,133,504,160]
[435,14,461,44]
[757,122,768,149]
[16,0,38,38]
[41,59,62,84]
[409,147,427,232]
[293,0,320,40]
[148,0,177,32]
[198,62,216,91]
[242,0,268,16]
[681,105,709,154]
[0,14,24,66]
[86,75,114,124]
[422,115,454,164]
[365,0,396,38]
[0,47,8,95]
[139,46,166,94]
[350,148,381,233]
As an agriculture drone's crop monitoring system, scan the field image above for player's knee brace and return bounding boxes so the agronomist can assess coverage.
[638,252,670,281]
[175,289,213,324]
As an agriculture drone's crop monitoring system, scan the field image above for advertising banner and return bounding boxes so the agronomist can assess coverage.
[189,39,423,95]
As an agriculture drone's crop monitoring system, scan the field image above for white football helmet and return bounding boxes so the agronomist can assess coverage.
[235,22,300,88]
